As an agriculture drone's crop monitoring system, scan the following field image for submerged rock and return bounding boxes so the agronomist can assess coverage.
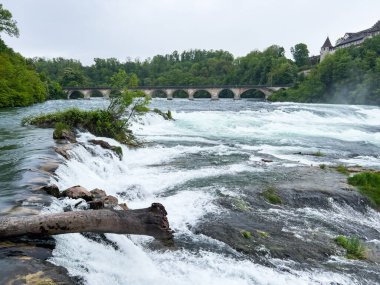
[89,139,123,159]
[54,144,74,160]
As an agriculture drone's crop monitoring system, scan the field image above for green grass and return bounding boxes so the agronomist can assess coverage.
[319,164,326,170]
[53,122,71,139]
[336,164,350,176]
[312,150,325,157]
[348,172,380,208]
[334,235,366,259]
[262,187,283,205]
[241,230,252,239]
[256,230,269,238]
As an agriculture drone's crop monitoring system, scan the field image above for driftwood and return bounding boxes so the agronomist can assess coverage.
[0,203,172,240]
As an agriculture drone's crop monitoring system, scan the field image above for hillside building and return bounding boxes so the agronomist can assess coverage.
[320,20,380,61]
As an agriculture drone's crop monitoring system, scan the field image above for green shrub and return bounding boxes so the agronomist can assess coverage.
[53,122,71,139]
[335,235,366,259]
[312,150,325,157]
[241,230,252,239]
[262,187,283,205]
[336,164,350,175]
[348,172,380,208]
[319,164,326,170]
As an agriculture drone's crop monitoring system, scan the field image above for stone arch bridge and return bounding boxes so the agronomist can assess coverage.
[63,85,290,100]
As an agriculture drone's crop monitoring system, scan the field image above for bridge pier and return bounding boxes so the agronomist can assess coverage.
[99,89,111,98]
[166,89,173,100]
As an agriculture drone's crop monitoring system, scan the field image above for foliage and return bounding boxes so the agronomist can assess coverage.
[348,172,380,208]
[241,230,252,239]
[312,150,325,157]
[291,43,309,67]
[319,164,326,170]
[334,235,366,259]
[262,186,283,204]
[336,164,350,176]
[32,47,298,94]
[270,35,380,105]
[0,38,47,107]
[23,90,151,145]
[0,4,19,37]
[53,122,71,139]
[256,230,269,238]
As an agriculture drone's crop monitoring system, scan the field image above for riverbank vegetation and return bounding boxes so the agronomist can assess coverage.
[270,36,380,105]
[334,235,367,259]
[0,4,47,108]
[23,90,149,145]
[348,172,380,208]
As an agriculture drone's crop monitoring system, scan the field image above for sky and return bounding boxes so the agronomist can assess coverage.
[2,0,380,65]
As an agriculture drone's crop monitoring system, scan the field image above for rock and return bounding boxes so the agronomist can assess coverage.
[61,186,92,201]
[54,144,74,160]
[261,159,273,163]
[39,160,59,174]
[119,203,129,210]
[88,200,104,210]
[90,188,107,199]
[89,139,113,150]
[89,139,123,159]
[53,129,77,143]
[101,195,119,207]
[40,184,60,198]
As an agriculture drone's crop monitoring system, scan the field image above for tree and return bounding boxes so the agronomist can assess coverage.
[110,69,129,89]
[291,43,309,67]
[0,4,19,37]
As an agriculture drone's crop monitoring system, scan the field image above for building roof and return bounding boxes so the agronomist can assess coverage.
[335,20,380,47]
[321,37,333,49]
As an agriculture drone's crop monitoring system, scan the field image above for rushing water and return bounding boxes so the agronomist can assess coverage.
[1,99,380,285]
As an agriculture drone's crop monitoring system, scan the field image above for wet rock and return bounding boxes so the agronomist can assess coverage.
[54,144,74,160]
[53,128,77,143]
[61,185,92,201]
[118,203,129,210]
[39,184,60,198]
[101,195,119,207]
[88,200,104,210]
[0,237,76,285]
[261,159,273,163]
[39,160,59,174]
[90,188,107,199]
[89,139,123,159]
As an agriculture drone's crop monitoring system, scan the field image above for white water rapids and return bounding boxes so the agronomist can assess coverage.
[45,100,380,285]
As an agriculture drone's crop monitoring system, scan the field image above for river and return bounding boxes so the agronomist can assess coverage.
[1,99,380,284]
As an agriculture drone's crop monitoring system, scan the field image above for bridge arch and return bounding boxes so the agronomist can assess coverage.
[150,90,167,98]
[193,89,212,99]
[91,90,103,98]
[240,89,266,99]
[68,90,85,99]
[172,89,189,99]
[218,89,235,99]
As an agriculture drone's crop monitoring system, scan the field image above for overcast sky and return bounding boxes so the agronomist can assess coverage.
[2,0,380,65]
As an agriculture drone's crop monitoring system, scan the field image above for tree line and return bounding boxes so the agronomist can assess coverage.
[31,45,300,100]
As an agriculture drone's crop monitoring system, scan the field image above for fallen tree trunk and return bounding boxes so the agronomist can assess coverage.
[0,203,172,240]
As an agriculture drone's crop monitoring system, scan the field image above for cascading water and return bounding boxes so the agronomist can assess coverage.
[2,99,379,284]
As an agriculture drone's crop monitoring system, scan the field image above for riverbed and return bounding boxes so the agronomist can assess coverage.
[1,99,380,284]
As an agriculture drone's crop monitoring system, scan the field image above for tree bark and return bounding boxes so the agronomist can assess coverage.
[0,203,172,240]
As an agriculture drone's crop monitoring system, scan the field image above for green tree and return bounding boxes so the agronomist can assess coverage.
[291,43,309,67]
[128,73,139,88]
[0,4,19,37]
[110,69,129,89]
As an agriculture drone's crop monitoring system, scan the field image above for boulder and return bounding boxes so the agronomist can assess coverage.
[101,195,119,207]
[89,139,123,159]
[61,186,92,201]
[90,188,107,199]
[40,184,60,198]
[53,129,77,143]
[54,144,74,160]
